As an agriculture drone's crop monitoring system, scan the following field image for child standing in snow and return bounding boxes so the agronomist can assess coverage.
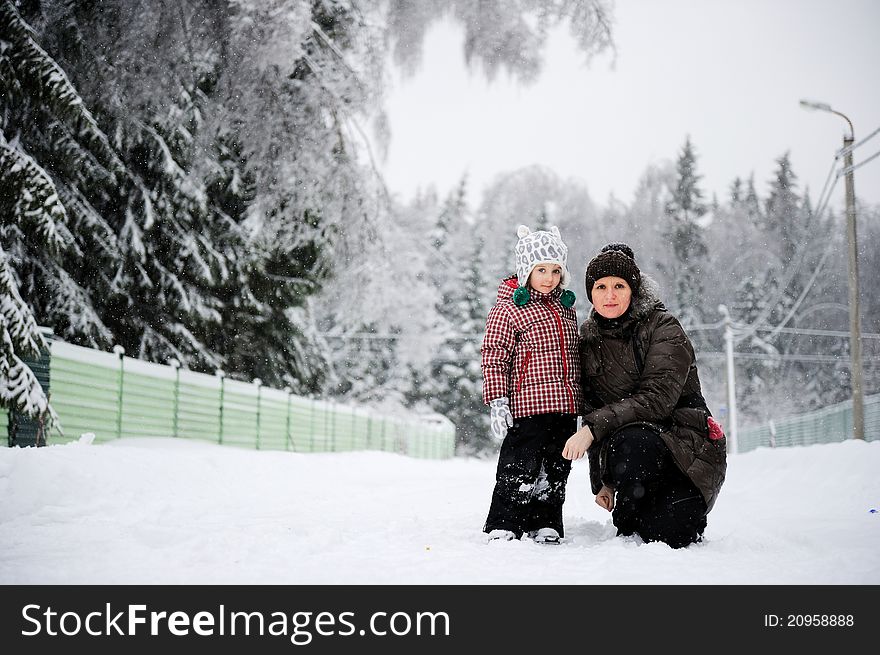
[481,225,583,543]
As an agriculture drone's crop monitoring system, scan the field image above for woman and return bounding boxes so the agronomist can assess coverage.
[562,243,726,548]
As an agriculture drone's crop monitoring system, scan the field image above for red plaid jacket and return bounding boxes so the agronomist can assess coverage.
[481,276,583,418]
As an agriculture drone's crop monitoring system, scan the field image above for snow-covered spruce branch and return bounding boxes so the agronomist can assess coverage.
[0,247,56,423]
[0,138,68,253]
[0,0,126,179]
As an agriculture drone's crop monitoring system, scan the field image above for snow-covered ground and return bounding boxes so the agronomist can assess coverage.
[1,436,878,584]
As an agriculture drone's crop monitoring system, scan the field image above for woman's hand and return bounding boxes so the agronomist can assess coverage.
[562,424,594,460]
[595,485,615,512]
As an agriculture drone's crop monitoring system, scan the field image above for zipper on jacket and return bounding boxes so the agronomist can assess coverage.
[516,351,533,392]
[546,302,576,413]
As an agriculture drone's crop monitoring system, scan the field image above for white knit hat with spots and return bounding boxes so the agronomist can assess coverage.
[514,225,570,289]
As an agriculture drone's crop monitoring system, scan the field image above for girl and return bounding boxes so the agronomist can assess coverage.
[481,225,583,543]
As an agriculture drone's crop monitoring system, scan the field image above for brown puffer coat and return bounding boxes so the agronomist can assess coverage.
[579,276,726,512]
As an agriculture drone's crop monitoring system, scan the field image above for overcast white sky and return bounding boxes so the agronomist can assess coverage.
[375,0,880,212]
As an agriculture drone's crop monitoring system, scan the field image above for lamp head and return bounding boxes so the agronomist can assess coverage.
[799,99,832,112]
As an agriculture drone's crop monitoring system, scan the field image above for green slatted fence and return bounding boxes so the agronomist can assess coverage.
[9,340,455,459]
[737,393,880,453]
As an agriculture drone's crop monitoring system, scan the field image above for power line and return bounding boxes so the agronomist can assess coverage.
[736,326,880,339]
[842,148,880,176]
[838,123,880,157]
[697,352,876,364]
[320,328,880,341]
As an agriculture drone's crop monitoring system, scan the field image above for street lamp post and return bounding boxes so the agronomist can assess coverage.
[717,304,738,454]
[800,99,865,440]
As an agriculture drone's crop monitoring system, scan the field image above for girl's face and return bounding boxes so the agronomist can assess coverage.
[528,263,563,294]
[592,276,632,319]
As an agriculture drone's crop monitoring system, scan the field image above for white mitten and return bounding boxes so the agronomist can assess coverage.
[489,397,514,441]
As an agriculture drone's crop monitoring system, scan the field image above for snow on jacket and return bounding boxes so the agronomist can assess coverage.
[481,275,583,418]
[579,275,727,512]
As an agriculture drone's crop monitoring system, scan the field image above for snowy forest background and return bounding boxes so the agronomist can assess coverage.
[2,0,879,455]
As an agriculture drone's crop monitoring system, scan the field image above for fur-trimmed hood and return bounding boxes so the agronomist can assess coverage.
[579,274,664,343]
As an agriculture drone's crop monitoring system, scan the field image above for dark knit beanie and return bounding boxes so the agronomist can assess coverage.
[601,242,635,260]
[584,243,641,303]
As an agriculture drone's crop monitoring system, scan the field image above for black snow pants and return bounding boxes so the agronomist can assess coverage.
[484,413,577,539]
[603,424,707,549]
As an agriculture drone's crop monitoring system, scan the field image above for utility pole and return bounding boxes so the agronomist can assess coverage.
[800,100,864,440]
[842,132,865,440]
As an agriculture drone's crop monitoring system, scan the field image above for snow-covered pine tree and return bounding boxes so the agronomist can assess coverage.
[316,184,441,409]
[440,233,492,455]
[0,0,121,352]
[661,137,709,331]
[772,184,856,414]
[764,153,802,265]
[726,170,780,330]
[729,177,743,205]
[724,158,839,423]
[0,0,142,425]
[210,0,388,390]
[104,89,226,371]
[0,133,62,424]
[417,180,491,454]
[743,173,762,227]
[733,154,811,334]
[611,161,676,289]
[722,169,789,424]
[699,178,749,349]
[0,157,59,427]
[3,1,229,369]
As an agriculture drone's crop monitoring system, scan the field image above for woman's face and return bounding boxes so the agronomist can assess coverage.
[592,276,632,319]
